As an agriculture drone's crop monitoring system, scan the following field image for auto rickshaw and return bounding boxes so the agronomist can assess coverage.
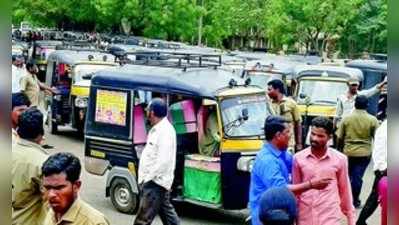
[29,40,63,82]
[346,59,387,120]
[45,49,119,134]
[292,65,363,142]
[84,57,271,214]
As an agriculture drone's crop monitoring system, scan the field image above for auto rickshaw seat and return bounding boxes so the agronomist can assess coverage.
[133,105,148,144]
[169,99,197,134]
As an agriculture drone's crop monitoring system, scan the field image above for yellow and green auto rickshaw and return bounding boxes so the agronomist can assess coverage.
[291,65,364,142]
[45,49,119,134]
[84,55,272,214]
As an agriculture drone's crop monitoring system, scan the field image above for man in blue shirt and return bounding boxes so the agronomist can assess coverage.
[249,116,332,225]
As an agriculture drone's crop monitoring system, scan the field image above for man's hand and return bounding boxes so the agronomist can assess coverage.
[51,87,60,95]
[310,177,333,190]
[377,78,387,91]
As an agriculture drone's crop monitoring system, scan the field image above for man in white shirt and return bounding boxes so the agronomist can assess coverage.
[334,78,386,128]
[356,119,387,225]
[134,98,180,225]
[12,56,25,93]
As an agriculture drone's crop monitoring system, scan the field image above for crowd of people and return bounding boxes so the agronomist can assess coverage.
[12,51,387,225]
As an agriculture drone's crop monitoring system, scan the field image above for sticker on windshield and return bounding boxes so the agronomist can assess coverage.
[95,90,127,126]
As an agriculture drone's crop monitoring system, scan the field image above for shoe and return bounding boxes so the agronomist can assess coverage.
[42,144,54,149]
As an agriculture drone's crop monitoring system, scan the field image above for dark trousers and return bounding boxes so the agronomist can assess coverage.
[348,156,371,206]
[356,170,387,225]
[133,181,180,225]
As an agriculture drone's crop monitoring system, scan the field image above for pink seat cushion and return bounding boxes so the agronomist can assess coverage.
[133,105,147,144]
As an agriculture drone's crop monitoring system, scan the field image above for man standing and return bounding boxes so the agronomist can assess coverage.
[11,92,31,144]
[266,79,303,152]
[12,56,25,93]
[293,116,355,225]
[12,108,49,225]
[336,95,379,208]
[42,152,110,225]
[356,119,387,225]
[20,60,58,107]
[249,116,331,225]
[334,77,386,127]
[134,98,180,225]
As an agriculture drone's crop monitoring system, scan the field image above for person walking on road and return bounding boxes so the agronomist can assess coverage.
[356,119,387,225]
[42,152,110,225]
[293,116,356,225]
[134,98,180,225]
[249,116,331,225]
[12,108,49,225]
[266,79,303,153]
[336,95,379,208]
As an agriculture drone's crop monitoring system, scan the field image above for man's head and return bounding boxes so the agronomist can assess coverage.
[309,117,333,150]
[354,95,368,110]
[267,79,286,99]
[348,78,360,95]
[12,55,23,67]
[17,107,44,143]
[12,92,31,128]
[42,152,82,215]
[146,98,168,126]
[259,187,297,225]
[26,60,38,75]
[264,116,291,150]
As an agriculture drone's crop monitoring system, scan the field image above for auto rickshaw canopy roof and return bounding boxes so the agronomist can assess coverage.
[346,59,387,72]
[47,50,118,65]
[293,65,364,82]
[91,64,256,99]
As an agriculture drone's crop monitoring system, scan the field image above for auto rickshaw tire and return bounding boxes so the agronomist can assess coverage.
[110,178,138,215]
[47,110,58,134]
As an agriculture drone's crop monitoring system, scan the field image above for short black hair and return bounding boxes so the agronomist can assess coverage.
[17,107,44,139]
[267,79,286,95]
[12,92,31,110]
[148,98,168,118]
[42,152,81,183]
[311,116,333,135]
[259,187,297,225]
[264,116,288,141]
[25,60,37,71]
[354,95,368,110]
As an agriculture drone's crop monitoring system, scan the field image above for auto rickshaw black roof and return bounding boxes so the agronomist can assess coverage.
[33,40,64,47]
[91,64,252,100]
[293,65,364,82]
[47,50,118,65]
[346,59,387,72]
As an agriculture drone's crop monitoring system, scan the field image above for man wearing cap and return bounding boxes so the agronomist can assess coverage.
[334,77,386,128]
[134,98,180,225]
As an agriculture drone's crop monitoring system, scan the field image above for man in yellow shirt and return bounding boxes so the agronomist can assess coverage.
[42,152,109,225]
[267,79,303,153]
[12,108,49,225]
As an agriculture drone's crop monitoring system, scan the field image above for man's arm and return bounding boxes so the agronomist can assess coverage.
[292,103,303,150]
[337,156,356,225]
[38,81,58,95]
[358,79,386,98]
[334,97,343,128]
[335,121,345,151]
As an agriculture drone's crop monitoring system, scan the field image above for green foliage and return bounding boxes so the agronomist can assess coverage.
[12,0,386,56]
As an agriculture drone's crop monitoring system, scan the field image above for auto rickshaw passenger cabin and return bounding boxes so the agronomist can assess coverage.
[84,62,271,214]
[45,49,119,134]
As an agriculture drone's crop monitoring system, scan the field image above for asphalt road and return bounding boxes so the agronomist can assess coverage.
[45,127,380,225]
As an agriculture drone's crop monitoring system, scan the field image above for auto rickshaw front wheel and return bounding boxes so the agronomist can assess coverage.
[46,109,58,134]
[110,178,138,215]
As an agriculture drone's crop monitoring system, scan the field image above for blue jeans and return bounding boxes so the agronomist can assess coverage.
[348,156,371,206]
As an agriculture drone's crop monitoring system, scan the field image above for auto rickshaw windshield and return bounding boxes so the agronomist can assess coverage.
[221,94,269,138]
[297,80,348,105]
[74,64,116,83]
[247,71,283,88]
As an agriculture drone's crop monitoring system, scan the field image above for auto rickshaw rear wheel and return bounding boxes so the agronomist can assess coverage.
[110,178,138,214]
[47,108,58,134]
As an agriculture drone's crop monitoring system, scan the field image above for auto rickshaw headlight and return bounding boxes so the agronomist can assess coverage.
[237,156,255,172]
[75,97,88,108]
